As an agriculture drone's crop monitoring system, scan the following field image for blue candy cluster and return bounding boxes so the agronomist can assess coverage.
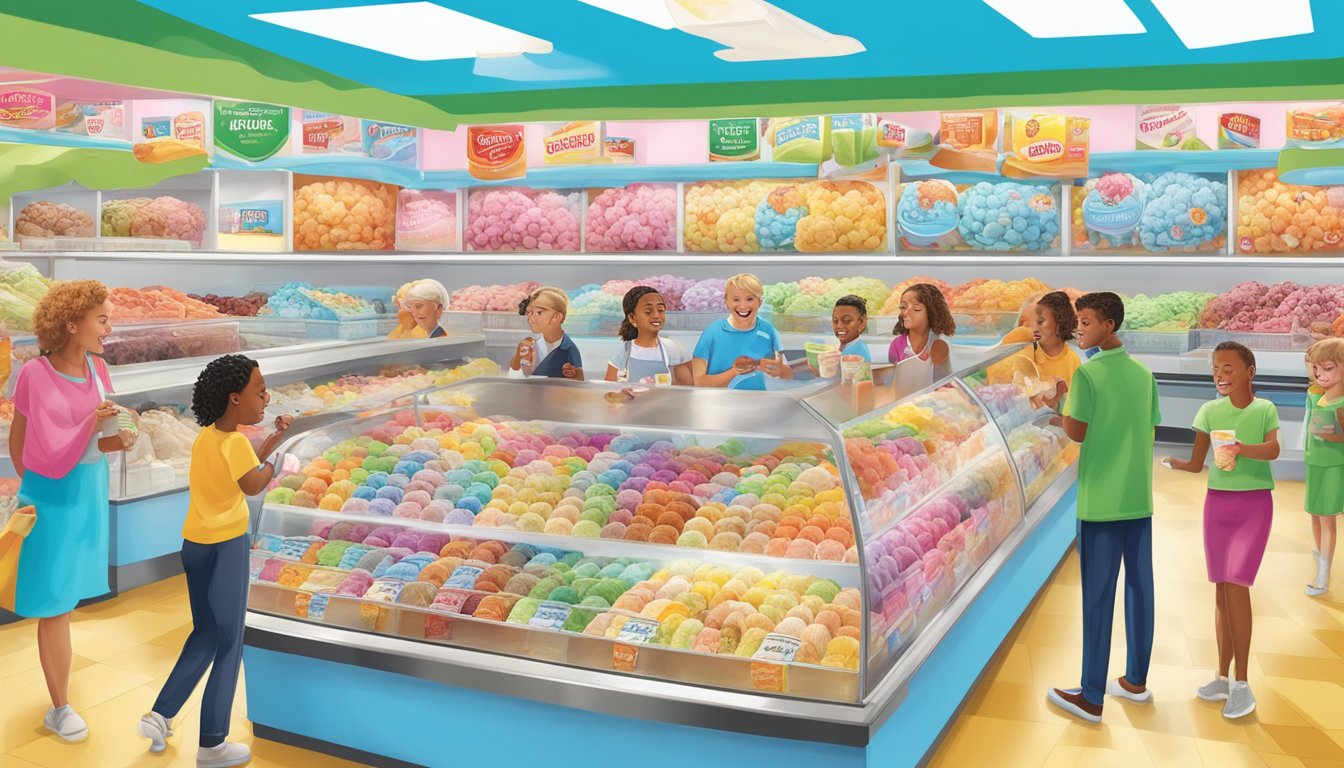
[1136,172,1228,251]
[956,182,1060,251]
[753,198,807,251]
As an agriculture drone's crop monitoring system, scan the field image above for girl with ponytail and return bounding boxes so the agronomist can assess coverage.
[605,286,691,385]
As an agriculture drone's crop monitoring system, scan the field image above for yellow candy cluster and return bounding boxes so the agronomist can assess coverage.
[796,181,887,252]
[1235,169,1344,254]
[294,176,398,251]
[952,278,1050,312]
[684,181,771,253]
[683,180,886,253]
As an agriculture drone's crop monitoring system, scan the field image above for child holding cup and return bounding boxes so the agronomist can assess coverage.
[1303,337,1344,597]
[1163,341,1280,719]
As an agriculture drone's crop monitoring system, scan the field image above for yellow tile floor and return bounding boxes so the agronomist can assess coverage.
[930,463,1344,768]
[0,464,1339,767]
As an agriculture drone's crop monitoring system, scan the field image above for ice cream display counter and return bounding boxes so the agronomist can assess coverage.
[241,344,1078,766]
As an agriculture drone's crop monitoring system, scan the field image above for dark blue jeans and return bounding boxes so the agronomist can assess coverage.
[152,534,249,748]
[1078,517,1154,706]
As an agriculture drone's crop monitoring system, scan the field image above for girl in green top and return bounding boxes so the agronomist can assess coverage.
[1304,338,1344,597]
[1164,341,1280,719]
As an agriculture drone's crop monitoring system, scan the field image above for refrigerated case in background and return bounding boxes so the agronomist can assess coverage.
[242,344,1078,766]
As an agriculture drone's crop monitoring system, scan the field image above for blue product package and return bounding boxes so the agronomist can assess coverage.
[360,120,418,165]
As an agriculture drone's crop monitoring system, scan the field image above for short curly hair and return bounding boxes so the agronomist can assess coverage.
[893,283,957,337]
[33,280,108,354]
[1036,291,1078,341]
[192,354,259,427]
[1075,291,1126,332]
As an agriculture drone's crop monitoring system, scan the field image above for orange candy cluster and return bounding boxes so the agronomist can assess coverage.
[294,176,398,251]
[1236,169,1344,254]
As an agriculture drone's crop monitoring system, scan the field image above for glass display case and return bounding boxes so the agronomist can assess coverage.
[245,343,1077,726]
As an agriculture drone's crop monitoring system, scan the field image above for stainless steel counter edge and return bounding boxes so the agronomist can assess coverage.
[243,612,878,747]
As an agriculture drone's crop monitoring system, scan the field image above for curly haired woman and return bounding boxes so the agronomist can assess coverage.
[9,279,136,742]
[889,282,957,375]
[138,355,291,766]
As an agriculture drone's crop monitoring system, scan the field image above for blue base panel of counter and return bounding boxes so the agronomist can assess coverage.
[109,490,189,593]
[242,484,1078,768]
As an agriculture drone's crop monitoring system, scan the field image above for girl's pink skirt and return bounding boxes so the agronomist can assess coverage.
[1203,489,1273,587]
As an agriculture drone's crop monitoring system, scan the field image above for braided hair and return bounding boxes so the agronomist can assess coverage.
[618,286,662,341]
[191,354,259,427]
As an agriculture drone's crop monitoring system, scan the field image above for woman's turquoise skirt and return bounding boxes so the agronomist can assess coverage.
[14,458,109,618]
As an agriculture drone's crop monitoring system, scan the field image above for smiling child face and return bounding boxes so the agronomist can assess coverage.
[726,287,760,326]
[832,305,865,346]
[1212,349,1252,398]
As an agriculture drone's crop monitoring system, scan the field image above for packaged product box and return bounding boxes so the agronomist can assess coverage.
[301,111,360,154]
[541,121,603,165]
[764,117,831,164]
[218,200,285,252]
[396,189,457,251]
[929,110,1000,173]
[604,137,635,164]
[359,119,417,165]
[213,100,291,163]
[1135,105,1208,150]
[1286,104,1344,147]
[134,103,209,163]
[828,114,878,168]
[1218,112,1261,149]
[876,119,933,156]
[1002,113,1090,178]
[0,88,55,131]
[467,124,526,180]
[54,101,125,139]
[709,118,761,162]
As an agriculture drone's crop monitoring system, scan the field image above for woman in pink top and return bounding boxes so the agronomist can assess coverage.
[9,280,137,743]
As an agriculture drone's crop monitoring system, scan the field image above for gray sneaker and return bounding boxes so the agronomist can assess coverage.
[1197,676,1229,702]
[1223,680,1256,719]
[197,741,251,768]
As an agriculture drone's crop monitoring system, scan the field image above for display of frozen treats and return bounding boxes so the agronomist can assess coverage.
[684,180,886,253]
[0,261,51,331]
[586,184,677,252]
[449,282,540,313]
[1235,169,1344,254]
[896,179,1060,252]
[189,291,270,316]
[259,282,374,320]
[1072,172,1227,253]
[264,359,499,418]
[108,285,223,322]
[101,196,207,246]
[465,188,582,252]
[293,175,398,251]
[395,189,456,252]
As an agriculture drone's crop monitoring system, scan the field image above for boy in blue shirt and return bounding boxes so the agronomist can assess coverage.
[692,273,793,390]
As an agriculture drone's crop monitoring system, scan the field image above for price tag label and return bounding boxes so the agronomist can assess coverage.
[425,613,453,640]
[612,643,639,672]
[752,633,802,663]
[614,617,660,645]
[445,566,484,590]
[430,589,470,615]
[293,593,312,619]
[750,662,788,693]
[528,602,573,630]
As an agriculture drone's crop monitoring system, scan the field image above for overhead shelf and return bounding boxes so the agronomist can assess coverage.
[895,149,1283,183]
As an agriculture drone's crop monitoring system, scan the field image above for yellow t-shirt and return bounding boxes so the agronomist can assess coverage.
[1020,343,1082,384]
[185,426,260,544]
[999,325,1034,347]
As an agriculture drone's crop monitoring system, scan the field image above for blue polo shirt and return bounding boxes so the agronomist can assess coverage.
[693,317,783,391]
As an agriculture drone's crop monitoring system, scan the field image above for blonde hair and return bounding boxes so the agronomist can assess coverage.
[400,278,449,308]
[1306,337,1344,386]
[724,273,763,300]
[524,286,569,318]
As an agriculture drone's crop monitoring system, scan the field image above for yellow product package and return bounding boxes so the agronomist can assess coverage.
[541,121,603,165]
[1002,113,1090,178]
[930,110,999,173]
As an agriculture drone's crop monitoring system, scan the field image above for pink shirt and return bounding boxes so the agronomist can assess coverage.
[12,354,113,479]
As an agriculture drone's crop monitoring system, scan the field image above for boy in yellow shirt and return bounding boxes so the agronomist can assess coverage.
[138,355,291,767]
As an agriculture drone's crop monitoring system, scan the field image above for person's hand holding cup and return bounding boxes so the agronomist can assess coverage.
[1211,430,1239,471]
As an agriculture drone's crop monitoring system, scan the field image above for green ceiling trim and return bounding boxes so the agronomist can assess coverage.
[0,2,462,129]
[0,143,208,200]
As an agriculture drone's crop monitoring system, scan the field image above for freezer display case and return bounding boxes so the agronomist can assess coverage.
[243,343,1077,750]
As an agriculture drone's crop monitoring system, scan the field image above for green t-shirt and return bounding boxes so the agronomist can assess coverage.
[1192,396,1279,491]
[1305,393,1344,467]
[1064,346,1161,522]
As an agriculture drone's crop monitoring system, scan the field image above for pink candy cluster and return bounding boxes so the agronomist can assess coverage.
[1095,173,1135,205]
[586,185,677,252]
[450,281,540,312]
[680,279,729,313]
[466,189,581,252]
[1197,280,1344,332]
[600,275,697,311]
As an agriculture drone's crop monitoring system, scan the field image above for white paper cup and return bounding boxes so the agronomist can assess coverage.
[818,350,841,378]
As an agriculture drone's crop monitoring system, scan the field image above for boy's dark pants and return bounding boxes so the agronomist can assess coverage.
[1078,517,1155,706]
[152,534,250,748]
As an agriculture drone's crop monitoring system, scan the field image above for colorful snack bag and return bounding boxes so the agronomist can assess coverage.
[1002,113,1090,179]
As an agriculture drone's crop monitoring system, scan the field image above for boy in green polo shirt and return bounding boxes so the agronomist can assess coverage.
[1047,292,1160,724]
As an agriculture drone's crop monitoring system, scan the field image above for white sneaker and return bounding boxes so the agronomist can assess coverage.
[1105,676,1153,703]
[1197,676,1230,702]
[139,711,173,753]
[1223,680,1257,719]
[197,741,251,768]
[44,706,88,743]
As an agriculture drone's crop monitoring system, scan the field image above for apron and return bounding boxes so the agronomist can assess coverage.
[531,334,577,378]
[613,340,672,384]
